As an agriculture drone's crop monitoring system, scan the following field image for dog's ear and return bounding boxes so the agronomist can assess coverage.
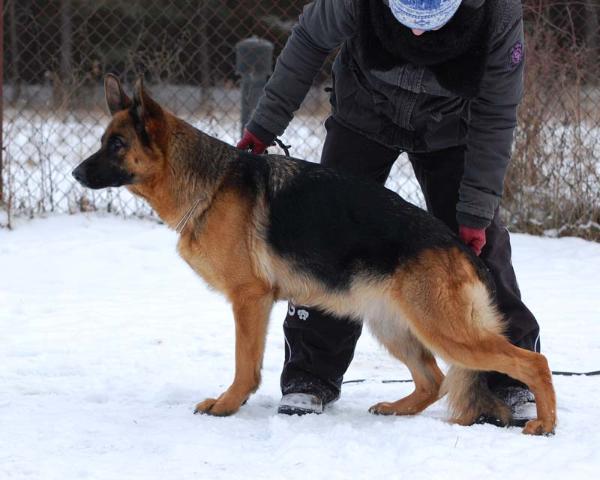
[104,74,132,115]
[132,77,164,124]
[131,77,166,144]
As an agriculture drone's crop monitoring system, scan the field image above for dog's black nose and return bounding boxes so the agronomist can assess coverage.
[72,165,86,184]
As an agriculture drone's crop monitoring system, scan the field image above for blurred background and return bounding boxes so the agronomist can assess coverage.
[1,0,599,239]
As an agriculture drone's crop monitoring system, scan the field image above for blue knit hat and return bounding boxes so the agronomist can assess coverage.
[388,0,462,30]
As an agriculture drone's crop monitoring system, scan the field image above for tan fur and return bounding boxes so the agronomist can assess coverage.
[90,78,557,434]
[177,188,274,415]
[368,323,444,416]
[390,249,556,434]
[443,367,512,426]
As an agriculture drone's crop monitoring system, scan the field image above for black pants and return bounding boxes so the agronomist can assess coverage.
[281,117,540,401]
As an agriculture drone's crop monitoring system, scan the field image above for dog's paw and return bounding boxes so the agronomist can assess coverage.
[369,400,426,416]
[193,396,241,417]
[369,402,399,416]
[522,418,555,436]
[194,397,219,415]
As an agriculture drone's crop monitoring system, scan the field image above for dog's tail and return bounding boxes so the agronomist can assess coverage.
[442,367,512,426]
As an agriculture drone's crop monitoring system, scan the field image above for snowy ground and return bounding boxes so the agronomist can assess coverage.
[1,215,600,480]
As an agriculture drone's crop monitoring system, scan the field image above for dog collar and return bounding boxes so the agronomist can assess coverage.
[174,196,204,234]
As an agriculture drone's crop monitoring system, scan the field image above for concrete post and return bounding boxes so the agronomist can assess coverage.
[235,37,274,137]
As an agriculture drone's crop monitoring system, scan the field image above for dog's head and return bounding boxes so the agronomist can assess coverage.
[72,74,168,190]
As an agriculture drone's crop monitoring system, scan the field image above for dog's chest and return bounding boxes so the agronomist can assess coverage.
[175,205,260,297]
[176,235,230,294]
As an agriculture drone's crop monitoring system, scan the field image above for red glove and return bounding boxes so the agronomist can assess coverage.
[459,225,486,256]
[237,128,270,154]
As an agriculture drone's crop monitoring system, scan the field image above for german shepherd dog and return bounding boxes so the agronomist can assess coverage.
[73,75,556,435]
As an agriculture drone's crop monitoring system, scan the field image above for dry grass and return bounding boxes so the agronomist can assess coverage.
[504,4,600,240]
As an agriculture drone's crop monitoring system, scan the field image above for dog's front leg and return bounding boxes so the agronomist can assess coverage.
[195,287,274,416]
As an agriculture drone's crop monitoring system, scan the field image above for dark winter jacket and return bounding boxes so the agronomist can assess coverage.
[247,0,525,228]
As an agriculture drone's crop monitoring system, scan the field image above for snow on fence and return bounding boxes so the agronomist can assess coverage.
[1,0,599,239]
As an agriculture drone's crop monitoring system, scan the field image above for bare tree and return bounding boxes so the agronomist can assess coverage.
[199,1,212,107]
[52,0,73,108]
[60,0,73,81]
[8,0,21,104]
[584,0,600,78]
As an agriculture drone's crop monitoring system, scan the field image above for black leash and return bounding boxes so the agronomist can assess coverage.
[269,137,292,157]
[552,370,600,377]
[342,370,600,385]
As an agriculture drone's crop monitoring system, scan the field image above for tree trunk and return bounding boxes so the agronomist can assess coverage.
[60,0,72,80]
[584,1,599,45]
[56,0,73,108]
[8,0,21,104]
[198,1,211,107]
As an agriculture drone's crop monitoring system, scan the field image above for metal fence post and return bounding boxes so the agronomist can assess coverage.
[1,0,4,205]
[235,37,274,138]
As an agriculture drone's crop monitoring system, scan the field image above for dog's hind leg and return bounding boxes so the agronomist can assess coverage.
[440,337,556,435]
[395,250,556,435]
[194,284,274,416]
[439,336,555,435]
[368,321,444,416]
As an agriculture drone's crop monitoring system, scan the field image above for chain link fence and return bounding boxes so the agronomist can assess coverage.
[2,0,600,239]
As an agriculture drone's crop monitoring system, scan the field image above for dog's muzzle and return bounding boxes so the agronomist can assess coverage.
[72,164,88,185]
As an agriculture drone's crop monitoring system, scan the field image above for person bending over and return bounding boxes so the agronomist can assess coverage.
[238,0,538,424]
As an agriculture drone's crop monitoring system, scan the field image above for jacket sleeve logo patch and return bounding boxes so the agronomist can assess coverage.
[510,42,524,68]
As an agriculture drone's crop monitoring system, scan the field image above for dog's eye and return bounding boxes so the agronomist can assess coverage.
[108,136,126,153]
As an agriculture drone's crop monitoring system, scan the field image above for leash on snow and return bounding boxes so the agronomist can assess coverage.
[551,370,600,377]
[267,138,600,385]
[342,370,600,385]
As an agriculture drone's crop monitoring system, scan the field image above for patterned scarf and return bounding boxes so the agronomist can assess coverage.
[357,0,493,98]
